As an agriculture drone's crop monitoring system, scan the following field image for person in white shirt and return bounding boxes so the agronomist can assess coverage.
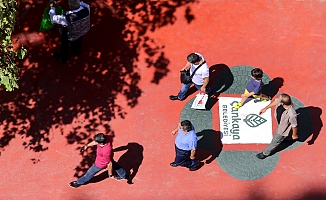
[170,52,212,101]
[49,0,90,63]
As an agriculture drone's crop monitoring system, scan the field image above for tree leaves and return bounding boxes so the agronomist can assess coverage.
[0,0,26,91]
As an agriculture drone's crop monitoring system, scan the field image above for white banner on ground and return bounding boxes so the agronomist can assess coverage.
[218,97,273,144]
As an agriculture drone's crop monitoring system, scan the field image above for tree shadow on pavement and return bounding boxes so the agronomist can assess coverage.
[245,185,326,200]
[196,129,223,164]
[0,0,195,177]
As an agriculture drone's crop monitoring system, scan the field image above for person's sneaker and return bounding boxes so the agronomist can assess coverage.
[233,102,242,110]
[254,99,261,103]
[256,152,268,159]
[116,175,129,181]
[169,95,182,101]
[68,181,80,188]
[170,162,178,167]
[260,96,271,102]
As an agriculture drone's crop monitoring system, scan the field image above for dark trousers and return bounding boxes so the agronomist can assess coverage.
[174,145,198,168]
[60,27,83,62]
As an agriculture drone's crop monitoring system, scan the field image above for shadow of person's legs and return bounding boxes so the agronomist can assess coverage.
[114,143,144,184]
[196,130,223,164]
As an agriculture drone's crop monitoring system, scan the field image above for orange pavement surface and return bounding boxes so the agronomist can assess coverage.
[0,0,325,199]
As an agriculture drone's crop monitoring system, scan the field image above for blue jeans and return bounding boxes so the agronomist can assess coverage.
[77,160,127,185]
[174,145,198,168]
[177,82,212,100]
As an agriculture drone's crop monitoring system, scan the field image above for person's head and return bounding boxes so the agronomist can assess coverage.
[280,93,292,106]
[94,133,107,145]
[251,68,263,80]
[187,53,201,64]
[180,120,192,132]
[68,0,80,9]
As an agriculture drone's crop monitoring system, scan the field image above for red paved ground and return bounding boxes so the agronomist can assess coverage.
[0,0,325,199]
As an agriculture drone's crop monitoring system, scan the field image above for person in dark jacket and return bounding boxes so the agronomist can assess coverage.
[49,0,90,63]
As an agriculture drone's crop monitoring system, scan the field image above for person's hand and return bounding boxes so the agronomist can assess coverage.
[259,108,267,115]
[171,130,177,135]
[80,145,87,153]
[292,134,298,140]
[190,156,195,160]
[200,86,206,93]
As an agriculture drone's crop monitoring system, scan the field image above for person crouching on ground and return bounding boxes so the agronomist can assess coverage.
[233,68,270,110]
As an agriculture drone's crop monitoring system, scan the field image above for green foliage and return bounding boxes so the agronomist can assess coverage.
[0,0,27,91]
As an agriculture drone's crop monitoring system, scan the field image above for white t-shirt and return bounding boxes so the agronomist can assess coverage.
[189,53,209,85]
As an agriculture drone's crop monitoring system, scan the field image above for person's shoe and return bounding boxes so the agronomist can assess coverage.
[53,52,67,64]
[169,95,182,101]
[254,99,261,103]
[261,96,271,102]
[256,152,268,159]
[68,181,80,188]
[233,102,242,110]
[116,175,129,181]
[189,161,199,171]
[170,162,178,167]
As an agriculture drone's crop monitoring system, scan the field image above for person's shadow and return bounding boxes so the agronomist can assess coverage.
[205,64,233,110]
[114,142,144,184]
[262,77,284,98]
[273,106,323,153]
[196,129,223,164]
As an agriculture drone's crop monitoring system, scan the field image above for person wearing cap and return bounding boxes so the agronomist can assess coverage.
[49,0,90,63]
[256,93,298,159]
[170,120,199,171]
[68,133,127,188]
[169,52,212,101]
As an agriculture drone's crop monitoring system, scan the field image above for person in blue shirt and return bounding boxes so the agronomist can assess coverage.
[234,68,270,110]
[170,120,199,171]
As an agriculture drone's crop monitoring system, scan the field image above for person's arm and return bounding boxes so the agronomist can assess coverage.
[259,98,277,115]
[107,161,114,178]
[80,140,97,152]
[190,149,196,159]
[289,112,298,140]
[171,125,180,135]
[181,62,191,71]
[80,1,90,11]
[200,77,209,92]
[48,6,68,26]
[291,126,298,140]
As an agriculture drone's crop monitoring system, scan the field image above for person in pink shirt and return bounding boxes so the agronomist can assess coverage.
[69,133,127,188]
